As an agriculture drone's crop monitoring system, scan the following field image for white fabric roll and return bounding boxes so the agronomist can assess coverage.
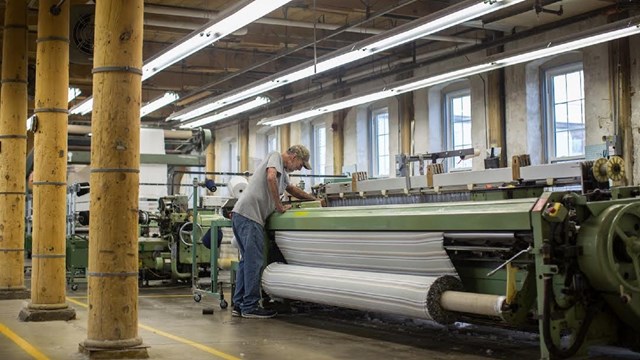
[262,263,462,322]
[228,176,248,198]
[275,231,456,276]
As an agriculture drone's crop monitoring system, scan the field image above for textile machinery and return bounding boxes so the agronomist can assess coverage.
[262,156,640,359]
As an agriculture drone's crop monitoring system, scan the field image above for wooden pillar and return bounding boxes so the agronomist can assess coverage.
[398,92,414,155]
[0,0,30,300]
[79,1,148,357]
[610,37,633,185]
[239,121,249,172]
[19,0,76,321]
[331,87,349,175]
[486,32,506,167]
[486,68,506,166]
[205,137,216,191]
[280,124,291,153]
[332,111,345,175]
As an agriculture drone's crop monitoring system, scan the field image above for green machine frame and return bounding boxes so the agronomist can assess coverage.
[266,188,640,359]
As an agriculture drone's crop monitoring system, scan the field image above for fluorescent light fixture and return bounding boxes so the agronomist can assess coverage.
[361,0,525,53]
[68,87,81,102]
[140,92,179,117]
[259,17,640,127]
[142,0,292,81]
[169,0,525,122]
[259,91,394,127]
[494,25,640,66]
[69,0,293,116]
[180,96,270,129]
[69,97,93,115]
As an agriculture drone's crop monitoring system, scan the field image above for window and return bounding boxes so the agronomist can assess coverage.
[266,130,278,154]
[370,108,389,177]
[545,63,585,161]
[228,141,238,173]
[445,90,472,169]
[312,124,326,185]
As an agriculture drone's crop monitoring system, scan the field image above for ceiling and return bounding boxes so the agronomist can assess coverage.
[2,0,633,151]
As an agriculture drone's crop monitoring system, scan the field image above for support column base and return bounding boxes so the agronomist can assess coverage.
[78,344,149,359]
[0,289,30,300]
[18,306,76,322]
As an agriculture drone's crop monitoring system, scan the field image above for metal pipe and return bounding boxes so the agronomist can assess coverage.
[143,3,475,44]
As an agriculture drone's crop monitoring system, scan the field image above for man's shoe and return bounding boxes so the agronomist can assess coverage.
[231,306,241,317]
[241,308,277,319]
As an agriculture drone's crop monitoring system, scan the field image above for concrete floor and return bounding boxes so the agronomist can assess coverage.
[0,278,543,360]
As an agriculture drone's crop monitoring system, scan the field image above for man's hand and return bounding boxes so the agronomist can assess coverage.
[276,204,292,213]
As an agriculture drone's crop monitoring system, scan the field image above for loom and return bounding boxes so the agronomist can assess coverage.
[262,177,640,359]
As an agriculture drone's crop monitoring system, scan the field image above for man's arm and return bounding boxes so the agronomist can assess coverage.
[285,184,317,201]
[267,167,290,213]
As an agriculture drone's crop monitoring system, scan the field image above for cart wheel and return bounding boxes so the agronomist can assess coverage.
[71,284,78,291]
[220,299,228,309]
[194,293,202,303]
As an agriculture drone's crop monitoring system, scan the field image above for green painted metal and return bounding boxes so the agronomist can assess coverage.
[268,198,537,231]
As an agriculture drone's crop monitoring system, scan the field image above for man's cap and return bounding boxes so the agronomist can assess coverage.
[288,144,312,170]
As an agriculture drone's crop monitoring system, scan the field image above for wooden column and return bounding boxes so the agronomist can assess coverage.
[205,137,216,191]
[398,92,414,155]
[280,124,291,153]
[332,111,345,175]
[0,0,30,300]
[239,121,249,171]
[19,0,75,321]
[610,38,633,185]
[486,33,506,167]
[332,88,349,175]
[486,68,506,166]
[79,1,148,357]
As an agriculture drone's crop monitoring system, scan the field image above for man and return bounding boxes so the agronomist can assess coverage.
[231,145,317,319]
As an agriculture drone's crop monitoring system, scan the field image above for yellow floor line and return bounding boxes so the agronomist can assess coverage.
[0,323,50,360]
[65,297,239,360]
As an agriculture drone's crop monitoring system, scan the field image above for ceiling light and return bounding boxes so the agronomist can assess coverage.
[142,0,292,81]
[68,87,81,102]
[180,96,271,129]
[259,17,640,127]
[171,0,525,123]
[140,92,179,117]
[69,0,292,116]
[259,91,394,127]
[69,97,93,115]
[361,0,525,53]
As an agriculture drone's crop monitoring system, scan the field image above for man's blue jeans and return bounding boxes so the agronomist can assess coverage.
[231,213,265,313]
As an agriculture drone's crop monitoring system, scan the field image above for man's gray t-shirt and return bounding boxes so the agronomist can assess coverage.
[232,152,290,226]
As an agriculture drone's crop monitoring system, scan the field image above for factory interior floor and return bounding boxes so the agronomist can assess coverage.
[0,270,549,360]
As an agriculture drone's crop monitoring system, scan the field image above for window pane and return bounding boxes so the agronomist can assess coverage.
[566,71,582,102]
[567,100,583,124]
[453,97,462,116]
[555,130,569,158]
[462,122,471,146]
[371,109,389,177]
[569,129,585,157]
[462,95,471,118]
[553,75,567,103]
[554,103,568,126]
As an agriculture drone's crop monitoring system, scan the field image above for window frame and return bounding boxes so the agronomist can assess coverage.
[311,123,327,186]
[543,62,585,163]
[369,107,390,178]
[444,89,472,170]
[266,129,278,154]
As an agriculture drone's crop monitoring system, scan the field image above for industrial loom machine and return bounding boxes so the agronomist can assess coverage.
[260,154,640,359]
